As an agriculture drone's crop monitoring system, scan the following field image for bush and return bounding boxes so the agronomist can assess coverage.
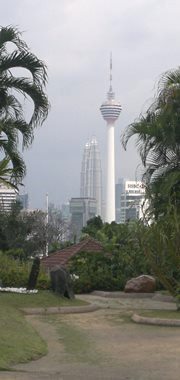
[0,253,29,287]
[37,270,51,290]
[0,253,50,289]
[68,246,153,294]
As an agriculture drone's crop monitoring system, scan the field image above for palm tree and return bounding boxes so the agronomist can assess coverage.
[122,68,180,218]
[0,26,49,185]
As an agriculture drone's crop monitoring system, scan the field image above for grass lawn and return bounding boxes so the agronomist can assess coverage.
[0,291,87,370]
[139,310,180,319]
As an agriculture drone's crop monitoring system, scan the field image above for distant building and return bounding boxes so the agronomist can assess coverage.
[70,197,97,239]
[17,193,29,210]
[0,185,18,212]
[80,137,102,217]
[115,179,145,223]
[61,202,70,221]
[115,178,125,223]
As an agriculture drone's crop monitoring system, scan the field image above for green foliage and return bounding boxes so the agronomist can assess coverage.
[0,25,49,185]
[0,202,46,257]
[0,201,70,257]
[82,216,103,238]
[141,210,180,307]
[4,248,26,261]
[36,270,51,290]
[69,251,118,293]
[122,67,180,219]
[68,241,151,294]
[0,252,50,289]
[0,253,29,287]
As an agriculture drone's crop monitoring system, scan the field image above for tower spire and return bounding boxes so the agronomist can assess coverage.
[110,52,112,91]
[108,52,114,100]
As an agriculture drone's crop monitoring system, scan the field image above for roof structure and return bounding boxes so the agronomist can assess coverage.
[41,237,104,272]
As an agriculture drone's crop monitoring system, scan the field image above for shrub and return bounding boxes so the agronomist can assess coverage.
[68,246,153,294]
[37,270,51,290]
[0,253,29,287]
[0,253,50,289]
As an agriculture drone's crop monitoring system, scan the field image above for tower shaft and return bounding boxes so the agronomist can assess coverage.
[100,55,121,223]
[106,123,115,222]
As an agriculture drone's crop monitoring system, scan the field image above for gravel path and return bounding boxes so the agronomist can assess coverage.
[0,293,179,380]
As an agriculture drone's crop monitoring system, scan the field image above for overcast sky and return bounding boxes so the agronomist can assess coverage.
[1,0,180,210]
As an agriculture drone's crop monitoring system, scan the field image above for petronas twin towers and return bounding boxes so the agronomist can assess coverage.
[80,137,102,217]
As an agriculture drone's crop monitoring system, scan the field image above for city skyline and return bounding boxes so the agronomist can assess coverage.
[1,1,180,210]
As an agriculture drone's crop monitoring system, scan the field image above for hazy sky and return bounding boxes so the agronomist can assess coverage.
[1,0,180,210]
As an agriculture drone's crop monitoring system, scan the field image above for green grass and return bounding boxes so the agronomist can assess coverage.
[0,305,47,370]
[0,291,88,370]
[0,290,87,308]
[139,310,180,319]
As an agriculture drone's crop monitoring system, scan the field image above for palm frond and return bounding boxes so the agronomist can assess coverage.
[1,75,49,127]
[0,50,47,86]
[0,157,18,189]
[0,26,27,52]
[0,25,50,184]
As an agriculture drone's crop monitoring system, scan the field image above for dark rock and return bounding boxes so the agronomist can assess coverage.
[50,266,74,299]
[27,257,40,290]
[124,275,156,293]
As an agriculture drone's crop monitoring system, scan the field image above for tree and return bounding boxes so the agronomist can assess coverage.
[0,201,71,258]
[0,26,49,185]
[122,68,180,308]
[142,211,180,310]
[0,202,47,257]
[82,216,103,239]
[122,67,180,219]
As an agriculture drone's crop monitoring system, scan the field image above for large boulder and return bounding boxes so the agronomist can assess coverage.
[124,275,156,293]
[50,266,74,299]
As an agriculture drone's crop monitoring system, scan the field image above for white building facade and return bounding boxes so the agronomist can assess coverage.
[0,185,18,212]
[116,180,145,223]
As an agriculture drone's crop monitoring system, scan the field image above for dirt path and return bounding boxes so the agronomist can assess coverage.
[1,295,180,380]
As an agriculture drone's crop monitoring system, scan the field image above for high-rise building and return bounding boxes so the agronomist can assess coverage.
[0,185,18,212]
[100,55,121,222]
[17,193,29,210]
[115,179,145,223]
[80,137,102,217]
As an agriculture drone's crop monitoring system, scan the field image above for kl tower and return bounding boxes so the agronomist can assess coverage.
[100,55,122,223]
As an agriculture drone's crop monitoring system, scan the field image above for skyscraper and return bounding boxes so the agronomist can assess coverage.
[115,179,145,223]
[0,184,18,212]
[80,137,102,216]
[100,55,121,222]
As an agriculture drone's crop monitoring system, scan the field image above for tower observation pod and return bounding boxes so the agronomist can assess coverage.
[100,55,121,222]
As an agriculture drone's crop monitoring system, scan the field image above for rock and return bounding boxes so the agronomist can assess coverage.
[27,257,40,290]
[124,275,156,293]
[50,266,74,299]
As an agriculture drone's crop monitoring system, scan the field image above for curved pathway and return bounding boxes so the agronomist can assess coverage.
[0,293,179,380]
